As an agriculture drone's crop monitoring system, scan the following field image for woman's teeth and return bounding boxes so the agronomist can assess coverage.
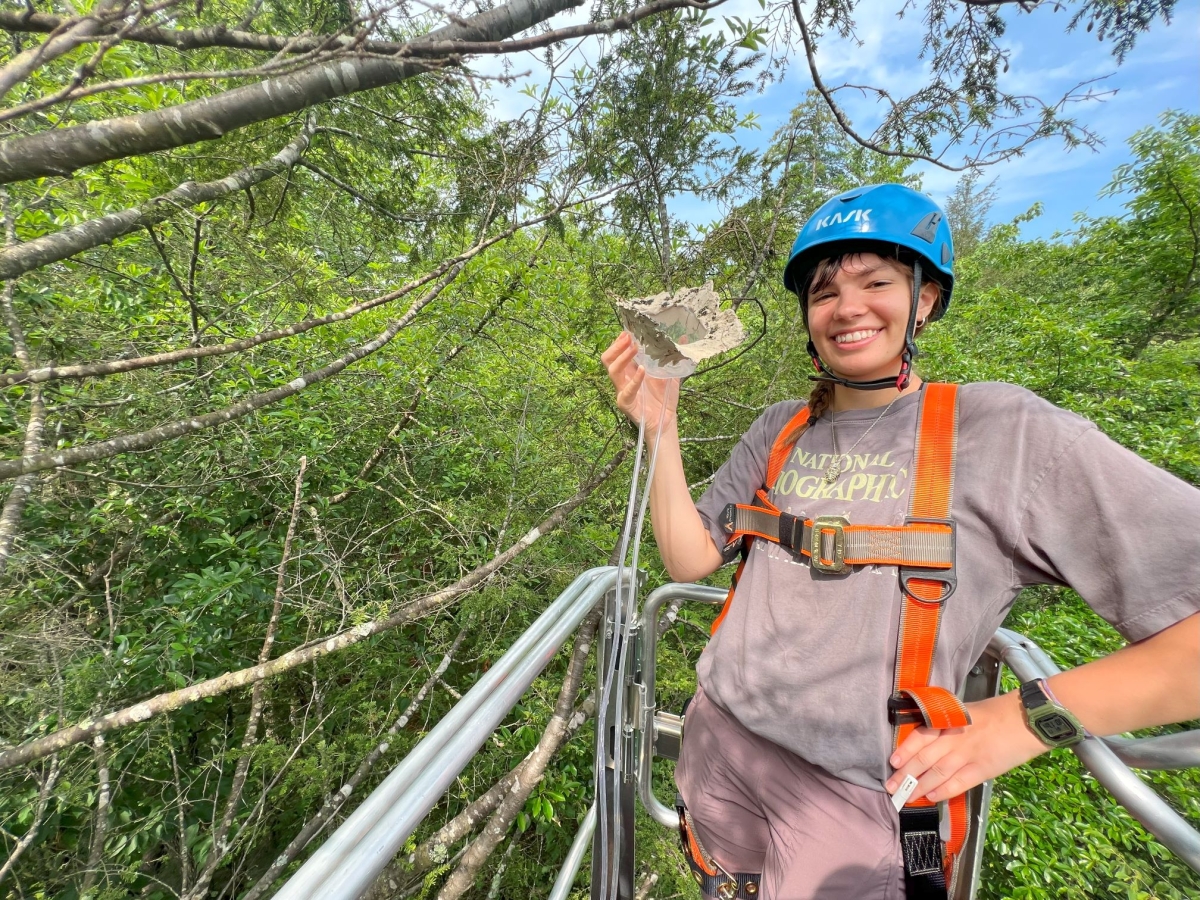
[834,329,879,344]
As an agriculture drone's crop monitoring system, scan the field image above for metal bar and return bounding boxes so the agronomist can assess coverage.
[954,652,1002,900]
[989,628,1200,873]
[276,567,618,900]
[1102,731,1200,771]
[549,803,597,900]
[637,583,727,829]
[591,572,644,900]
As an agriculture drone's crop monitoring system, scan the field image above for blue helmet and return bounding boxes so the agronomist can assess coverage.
[782,184,955,320]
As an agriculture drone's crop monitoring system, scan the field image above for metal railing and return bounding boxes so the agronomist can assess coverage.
[273,571,1198,900]
[990,628,1200,871]
[274,566,620,900]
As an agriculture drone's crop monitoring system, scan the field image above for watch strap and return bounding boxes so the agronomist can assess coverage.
[1019,679,1050,710]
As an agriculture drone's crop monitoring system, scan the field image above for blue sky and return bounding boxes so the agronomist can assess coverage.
[480,1,1198,241]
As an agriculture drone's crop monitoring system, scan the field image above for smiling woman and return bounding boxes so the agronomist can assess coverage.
[602,181,1200,900]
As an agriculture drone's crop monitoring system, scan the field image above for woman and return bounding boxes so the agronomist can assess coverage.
[601,184,1200,900]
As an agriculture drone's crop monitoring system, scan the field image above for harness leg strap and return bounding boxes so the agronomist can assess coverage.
[676,795,762,899]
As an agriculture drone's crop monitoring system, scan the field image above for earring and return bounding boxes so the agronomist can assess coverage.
[916,317,928,328]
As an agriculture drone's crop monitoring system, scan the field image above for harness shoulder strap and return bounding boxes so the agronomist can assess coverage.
[894,383,969,899]
[766,404,811,490]
[710,405,809,635]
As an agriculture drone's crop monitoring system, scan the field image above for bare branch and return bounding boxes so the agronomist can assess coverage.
[791,1,969,171]
[183,457,307,900]
[240,629,468,900]
[0,113,317,281]
[0,0,584,183]
[0,262,464,482]
[0,446,626,770]
[297,159,420,222]
[0,756,60,887]
[328,230,553,504]
[79,736,113,895]
[0,188,46,575]
[0,0,129,102]
[399,0,722,59]
[372,693,597,896]
[434,608,600,900]
[0,185,619,389]
[0,7,410,56]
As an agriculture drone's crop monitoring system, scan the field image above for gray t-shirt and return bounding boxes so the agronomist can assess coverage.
[693,381,1200,791]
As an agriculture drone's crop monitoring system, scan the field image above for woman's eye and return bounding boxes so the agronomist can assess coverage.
[810,292,834,303]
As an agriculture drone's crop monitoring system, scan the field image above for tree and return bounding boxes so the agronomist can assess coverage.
[945,170,999,259]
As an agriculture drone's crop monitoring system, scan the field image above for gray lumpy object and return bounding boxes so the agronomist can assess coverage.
[616,282,745,374]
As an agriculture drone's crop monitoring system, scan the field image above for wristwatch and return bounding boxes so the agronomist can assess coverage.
[1019,679,1088,748]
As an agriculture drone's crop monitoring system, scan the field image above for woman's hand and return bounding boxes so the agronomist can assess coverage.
[601,331,680,431]
[885,692,1048,804]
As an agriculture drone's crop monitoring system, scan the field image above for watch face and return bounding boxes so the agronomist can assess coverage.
[1038,713,1077,741]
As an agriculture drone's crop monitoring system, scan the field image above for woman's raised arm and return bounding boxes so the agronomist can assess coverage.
[601,332,725,583]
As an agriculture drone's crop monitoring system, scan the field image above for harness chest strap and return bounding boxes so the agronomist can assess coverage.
[719,499,955,574]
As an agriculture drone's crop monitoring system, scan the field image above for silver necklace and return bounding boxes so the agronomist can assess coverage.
[823,394,902,484]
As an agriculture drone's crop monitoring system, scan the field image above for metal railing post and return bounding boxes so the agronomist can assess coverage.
[590,576,639,900]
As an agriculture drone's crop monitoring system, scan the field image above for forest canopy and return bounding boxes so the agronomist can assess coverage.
[0,1,1195,899]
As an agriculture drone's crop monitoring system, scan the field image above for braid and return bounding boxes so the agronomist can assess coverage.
[780,379,834,448]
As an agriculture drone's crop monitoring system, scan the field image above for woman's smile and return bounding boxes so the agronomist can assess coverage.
[832,328,882,347]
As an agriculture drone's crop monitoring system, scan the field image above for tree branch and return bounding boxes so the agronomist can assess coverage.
[79,736,113,895]
[240,629,468,900]
[0,113,317,281]
[0,186,617,388]
[0,7,411,56]
[0,262,464,482]
[183,457,307,900]
[0,756,60,887]
[0,446,626,770]
[791,1,969,171]
[297,158,420,222]
[434,608,600,900]
[0,188,46,576]
[396,0,721,59]
[0,0,584,183]
[0,0,129,102]
[328,230,552,505]
[370,693,597,897]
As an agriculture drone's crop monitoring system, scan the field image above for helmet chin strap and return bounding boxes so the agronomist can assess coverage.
[807,260,923,392]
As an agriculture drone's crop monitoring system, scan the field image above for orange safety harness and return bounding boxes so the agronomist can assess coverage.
[712,383,969,897]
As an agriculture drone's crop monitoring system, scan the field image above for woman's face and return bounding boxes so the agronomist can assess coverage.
[805,253,939,384]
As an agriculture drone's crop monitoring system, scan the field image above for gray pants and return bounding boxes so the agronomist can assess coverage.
[675,685,906,899]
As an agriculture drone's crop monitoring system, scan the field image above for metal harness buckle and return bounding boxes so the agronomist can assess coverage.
[809,515,850,573]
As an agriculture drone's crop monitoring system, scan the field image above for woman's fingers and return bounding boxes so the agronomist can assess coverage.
[600,331,633,366]
[885,727,942,792]
[617,365,646,416]
[887,727,937,776]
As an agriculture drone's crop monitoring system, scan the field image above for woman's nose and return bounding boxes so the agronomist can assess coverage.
[831,289,868,320]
